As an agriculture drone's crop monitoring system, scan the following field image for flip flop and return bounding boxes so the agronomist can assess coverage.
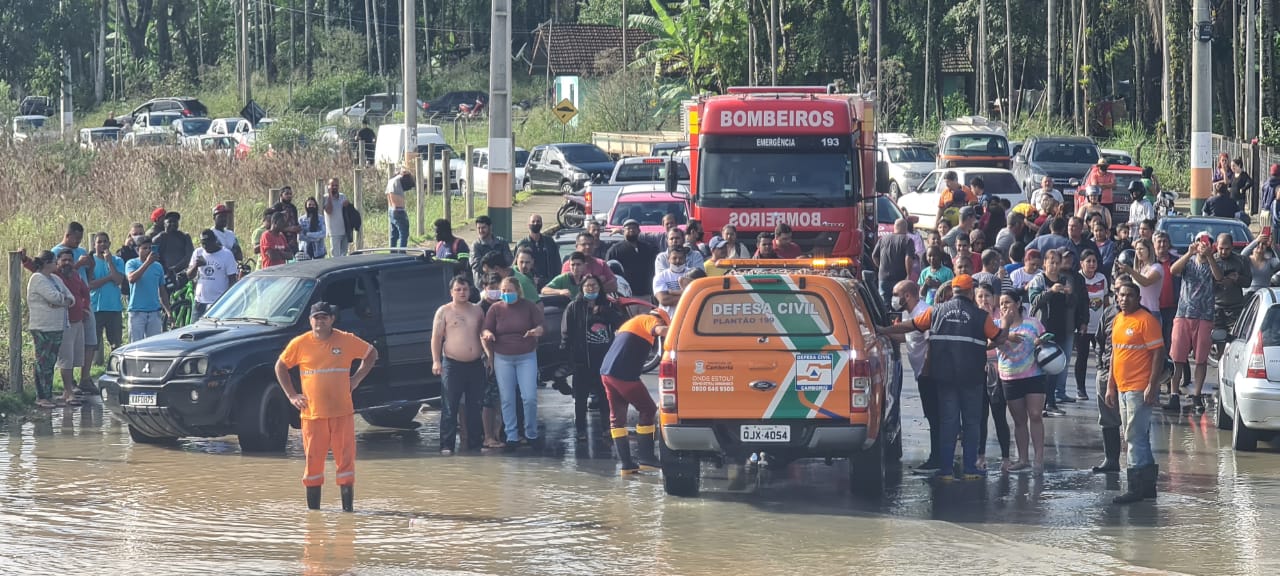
[35,400,57,409]
[65,397,83,407]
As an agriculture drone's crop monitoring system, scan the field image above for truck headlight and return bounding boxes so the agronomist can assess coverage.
[108,354,122,374]
[176,357,208,376]
[571,171,590,182]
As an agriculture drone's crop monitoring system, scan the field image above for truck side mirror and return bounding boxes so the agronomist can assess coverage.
[665,159,680,194]
[874,161,891,195]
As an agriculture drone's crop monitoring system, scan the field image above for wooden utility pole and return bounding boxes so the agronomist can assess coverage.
[8,252,24,395]
[1046,0,1056,120]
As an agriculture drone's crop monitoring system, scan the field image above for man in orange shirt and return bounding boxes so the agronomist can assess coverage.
[1086,159,1117,201]
[1104,282,1164,504]
[276,301,378,511]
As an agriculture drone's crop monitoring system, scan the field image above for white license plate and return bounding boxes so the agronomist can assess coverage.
[129,393,157,406]
[1116,203,1129,212]
[741,425,790,442]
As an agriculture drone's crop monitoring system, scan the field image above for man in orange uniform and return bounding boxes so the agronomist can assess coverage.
[276,301,378,511]
[599,308,670,474]
[1104,282,1164,505]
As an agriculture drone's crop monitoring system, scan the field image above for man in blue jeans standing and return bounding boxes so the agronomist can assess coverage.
[881,274,1006,480]
[385,169,414,248]
[1105,282,1165,504]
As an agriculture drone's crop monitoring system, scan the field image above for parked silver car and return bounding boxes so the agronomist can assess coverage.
[1216,288,1280,451]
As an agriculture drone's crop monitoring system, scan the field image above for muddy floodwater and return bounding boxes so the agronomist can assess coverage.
[2,369,1278,575]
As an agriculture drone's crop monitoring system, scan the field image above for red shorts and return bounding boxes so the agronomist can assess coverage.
[1170,317,1213,364]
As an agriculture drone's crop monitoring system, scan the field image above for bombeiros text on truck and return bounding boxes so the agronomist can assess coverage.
[662,85,888,260]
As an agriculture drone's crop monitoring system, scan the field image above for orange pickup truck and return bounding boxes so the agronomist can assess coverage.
[656,258,903,497]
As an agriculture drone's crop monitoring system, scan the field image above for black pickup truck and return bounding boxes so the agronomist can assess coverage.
[99,250,461,451]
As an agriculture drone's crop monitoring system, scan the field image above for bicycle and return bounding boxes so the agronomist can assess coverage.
[166,271,195,330]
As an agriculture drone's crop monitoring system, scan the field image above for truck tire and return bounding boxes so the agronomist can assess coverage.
[128,425,178,445]
[848,436,885,498]
[642,335,663,374]
[890,181,902,199]
[660,438,701,497]
[361,402,423,429]
[236,384,290,452]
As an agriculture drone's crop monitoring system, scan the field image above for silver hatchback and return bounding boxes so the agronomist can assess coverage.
[1216,288,1280,450]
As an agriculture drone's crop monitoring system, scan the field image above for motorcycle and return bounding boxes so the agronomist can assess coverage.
[458,97,486,119]
[556,193,588,229]
[1155,189,1180,218]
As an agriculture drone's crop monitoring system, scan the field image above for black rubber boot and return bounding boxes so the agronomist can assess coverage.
[1112,468,1145,504]
[1092,428,1122,474]
[340,485,354,512]
[1142,465,1158,500]
[306,486,321,510]
[1162,394,1181,412]
[612,429,639,474]
[636,425,660,470]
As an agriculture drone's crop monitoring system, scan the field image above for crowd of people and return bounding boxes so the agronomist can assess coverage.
[873,164,1274,504]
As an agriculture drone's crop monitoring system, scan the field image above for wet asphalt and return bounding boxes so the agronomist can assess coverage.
[0,360,1277,575]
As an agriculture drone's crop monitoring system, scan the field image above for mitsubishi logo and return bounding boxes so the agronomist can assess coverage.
[142,363,151,374]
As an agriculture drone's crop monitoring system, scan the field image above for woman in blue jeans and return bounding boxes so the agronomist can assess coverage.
[482,277,545,446]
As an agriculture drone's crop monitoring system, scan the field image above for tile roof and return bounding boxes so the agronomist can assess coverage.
[531,23,656,77]
[940,44,974,74]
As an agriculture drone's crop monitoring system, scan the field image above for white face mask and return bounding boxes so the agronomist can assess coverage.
[669,264,686,274]
[891,296,903,311]
[485,289,501,300]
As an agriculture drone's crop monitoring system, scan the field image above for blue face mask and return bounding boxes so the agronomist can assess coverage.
[584,291,599,300]
[501,293,518,304]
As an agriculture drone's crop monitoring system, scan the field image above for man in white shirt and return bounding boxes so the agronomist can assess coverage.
[322,178,352,257]
[1127,180,1155,238]
[890,279,940,470]
[187,230,239,320]
[211,205,243,262]
[652,247,688,319]
[654,227,704,273]
[1030,176,1064,214]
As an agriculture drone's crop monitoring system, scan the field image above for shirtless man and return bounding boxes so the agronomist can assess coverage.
[431,275,487,454]
[386,169,414,248]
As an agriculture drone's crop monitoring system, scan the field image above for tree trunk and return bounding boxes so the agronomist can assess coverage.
[156,0,173,73]
[1080,0,1088,135]
[365,0,374,74]
[1161,0,1172,141]
[1005,0,1014,124]
[304,0,313,81]
[96,0,106,104]
[116,0,154,60]
[924,0,932,121]
[1046,0,1055,119]
[373,0,385,76]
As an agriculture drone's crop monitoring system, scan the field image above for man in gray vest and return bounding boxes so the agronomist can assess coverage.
[882,274,1006,480]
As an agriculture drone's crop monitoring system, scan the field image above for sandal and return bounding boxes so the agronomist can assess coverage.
[35,399,57,409]
[65,396,83,407]
[1008,461,1032,472]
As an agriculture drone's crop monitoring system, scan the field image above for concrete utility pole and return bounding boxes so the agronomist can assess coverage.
[403,0,417,172]
[60,0,73,133]
[1246,0,1258,140]
[240,0,252,105]
[1190,0,1213,215]
[487,0,514,239]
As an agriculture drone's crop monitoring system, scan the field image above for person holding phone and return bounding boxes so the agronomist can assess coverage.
[1167,232,1224,414]
[1242,232,1280,294]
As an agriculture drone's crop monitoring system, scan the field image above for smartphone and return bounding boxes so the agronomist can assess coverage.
[1264,226,1272,238]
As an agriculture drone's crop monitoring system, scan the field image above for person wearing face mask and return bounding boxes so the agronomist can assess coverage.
[888,280,939,470]
[433,218,470,260]
[561,274,626,441]
[606,219,658,297]
[478,274,509,450]
[653,247,688,319]
[515,214,560,287]
[481,277,545,448]
[654,227,704,273]
[298,197,328,260]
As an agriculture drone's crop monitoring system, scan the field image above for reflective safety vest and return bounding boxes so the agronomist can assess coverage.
[927,297,990,383]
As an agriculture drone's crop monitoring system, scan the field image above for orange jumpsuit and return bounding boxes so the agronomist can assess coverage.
[279,329,373,487]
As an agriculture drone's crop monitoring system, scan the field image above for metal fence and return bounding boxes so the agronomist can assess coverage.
[1210,134,1276,214]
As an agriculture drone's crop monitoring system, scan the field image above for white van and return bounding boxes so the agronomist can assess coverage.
[373,124,462,192]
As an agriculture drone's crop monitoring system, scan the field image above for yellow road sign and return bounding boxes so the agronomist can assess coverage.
[553,99,578,125]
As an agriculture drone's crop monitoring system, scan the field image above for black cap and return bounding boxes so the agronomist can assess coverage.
[164,211,181,221]
[309,302,335,317]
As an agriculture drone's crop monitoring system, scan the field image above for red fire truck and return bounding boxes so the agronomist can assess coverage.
[670,86,883,261]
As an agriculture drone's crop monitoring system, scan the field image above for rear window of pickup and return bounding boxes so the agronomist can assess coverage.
[693,290,833,337]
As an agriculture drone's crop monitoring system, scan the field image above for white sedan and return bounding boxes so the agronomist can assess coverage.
[1216,288,1280,451]
[895,167,1027,231]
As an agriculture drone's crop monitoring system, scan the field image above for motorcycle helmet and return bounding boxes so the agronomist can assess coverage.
[1036,342,1069,376]
[1116,249,1137,270]
[1270,269,1280,287]
[1127,179,1146,199]
[607,259,625,277]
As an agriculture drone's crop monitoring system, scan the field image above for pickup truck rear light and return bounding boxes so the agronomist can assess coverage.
[1246,333,1267,379]
[585,190,593,215]
[850,359,871,413]
[659,359,677,412]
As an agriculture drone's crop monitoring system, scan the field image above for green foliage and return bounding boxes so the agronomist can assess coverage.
[629,0,747,92]
[942,91,969,120]
[0,390,35,417]
[578,0,653,26]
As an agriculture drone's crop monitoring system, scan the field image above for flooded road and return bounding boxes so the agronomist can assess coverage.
[2,367,1277,575]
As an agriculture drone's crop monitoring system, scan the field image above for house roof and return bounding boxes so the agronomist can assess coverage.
[530,23,655,77]
[940,46,974,74]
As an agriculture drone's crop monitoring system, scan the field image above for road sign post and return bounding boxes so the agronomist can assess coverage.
[554,98,578,141]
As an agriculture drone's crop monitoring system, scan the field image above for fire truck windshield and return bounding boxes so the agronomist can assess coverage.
[698,149,854,208]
